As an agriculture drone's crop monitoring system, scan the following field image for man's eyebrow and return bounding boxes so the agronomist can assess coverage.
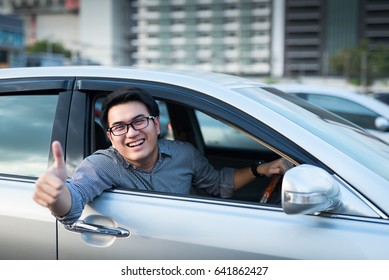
[110,114,146,126]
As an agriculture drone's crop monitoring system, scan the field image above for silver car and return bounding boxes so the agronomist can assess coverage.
[272,83,389,143]
[1,67,388,259]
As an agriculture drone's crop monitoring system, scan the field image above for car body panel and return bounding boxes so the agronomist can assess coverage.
[0,177,56,259]
[58,190,389,260]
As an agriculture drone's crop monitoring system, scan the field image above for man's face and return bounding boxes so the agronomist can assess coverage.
[107,101,160,170]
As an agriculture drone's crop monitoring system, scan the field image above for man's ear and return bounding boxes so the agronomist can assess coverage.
[155,116,161,135]
[106,131,113,142]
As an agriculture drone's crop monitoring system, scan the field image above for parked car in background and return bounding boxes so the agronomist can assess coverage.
[372,92,389,106]
[1,67,389,260]
[272,84,389,143]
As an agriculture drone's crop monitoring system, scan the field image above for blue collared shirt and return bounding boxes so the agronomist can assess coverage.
[58,139,235,224]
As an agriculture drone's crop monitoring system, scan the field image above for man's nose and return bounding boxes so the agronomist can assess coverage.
[126,125,140,137]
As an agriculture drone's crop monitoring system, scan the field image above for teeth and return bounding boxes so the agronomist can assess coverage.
[128,139,144,147]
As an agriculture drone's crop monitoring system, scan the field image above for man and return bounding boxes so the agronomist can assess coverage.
[34,86,291,224]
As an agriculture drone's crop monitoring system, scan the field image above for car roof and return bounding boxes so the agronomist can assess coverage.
[0,66,267,91]
[272,83,389,118]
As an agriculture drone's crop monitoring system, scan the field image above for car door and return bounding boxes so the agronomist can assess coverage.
[0,77,74,259]
[55,78,389,259]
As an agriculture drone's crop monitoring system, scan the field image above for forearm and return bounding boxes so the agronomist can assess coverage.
[233,167,257,191]
[233,160,284,191]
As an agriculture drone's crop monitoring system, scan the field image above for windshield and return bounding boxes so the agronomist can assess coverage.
[237,87,389,181]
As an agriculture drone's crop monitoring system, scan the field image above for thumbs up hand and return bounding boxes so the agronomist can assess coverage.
[33,141,71,216]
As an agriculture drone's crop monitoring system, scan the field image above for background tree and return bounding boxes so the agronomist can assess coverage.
[26,40,72,58]
[330,39,389,90]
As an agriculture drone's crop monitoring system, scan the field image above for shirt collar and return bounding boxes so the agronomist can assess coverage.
[157,139,172,157]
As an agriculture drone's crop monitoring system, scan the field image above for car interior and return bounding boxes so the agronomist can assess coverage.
[92,95,283,206]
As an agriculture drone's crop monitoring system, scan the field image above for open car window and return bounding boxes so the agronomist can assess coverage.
[92,95,285,205]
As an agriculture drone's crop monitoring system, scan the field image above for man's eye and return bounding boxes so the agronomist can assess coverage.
[112,125,126,131]
[133,119,145,126]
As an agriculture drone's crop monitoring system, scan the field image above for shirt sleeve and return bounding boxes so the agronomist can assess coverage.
[190,144,235,198]
[55,152,121,225]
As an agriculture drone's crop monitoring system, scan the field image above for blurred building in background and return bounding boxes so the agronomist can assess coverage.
[284,0,389,77]
[133,0,279,77]
[0,0,388,80]
[0,13,24,67]
[0,0,132,65]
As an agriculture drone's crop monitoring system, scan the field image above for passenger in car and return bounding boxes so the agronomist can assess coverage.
[33,86,292,225]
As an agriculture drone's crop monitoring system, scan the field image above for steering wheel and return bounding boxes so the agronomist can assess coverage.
[259,174,282,204]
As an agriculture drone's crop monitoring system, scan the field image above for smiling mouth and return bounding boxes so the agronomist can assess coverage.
[127,139,145,148]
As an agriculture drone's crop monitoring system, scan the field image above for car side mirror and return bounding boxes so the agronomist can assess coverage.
[282,164,341,215]
[375,116,389,132]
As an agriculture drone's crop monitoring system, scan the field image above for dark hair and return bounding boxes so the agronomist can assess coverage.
[101,85,160,131]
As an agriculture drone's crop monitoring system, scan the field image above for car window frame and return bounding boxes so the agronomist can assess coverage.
[75,78,326,168]
[0,77,74,180]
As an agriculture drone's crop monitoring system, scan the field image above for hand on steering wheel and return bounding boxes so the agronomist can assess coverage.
[257,158,293,204]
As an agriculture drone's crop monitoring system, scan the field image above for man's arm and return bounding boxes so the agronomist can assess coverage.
[233,158,292,191]
[33,141,72,217]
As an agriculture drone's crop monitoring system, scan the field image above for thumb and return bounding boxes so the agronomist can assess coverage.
[51,141,67,181]
[52,141,65,169]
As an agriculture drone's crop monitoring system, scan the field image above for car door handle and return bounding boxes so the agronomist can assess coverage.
[64,220,130,237]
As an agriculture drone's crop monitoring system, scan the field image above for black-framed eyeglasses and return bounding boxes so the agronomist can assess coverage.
[108,116,156,136]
